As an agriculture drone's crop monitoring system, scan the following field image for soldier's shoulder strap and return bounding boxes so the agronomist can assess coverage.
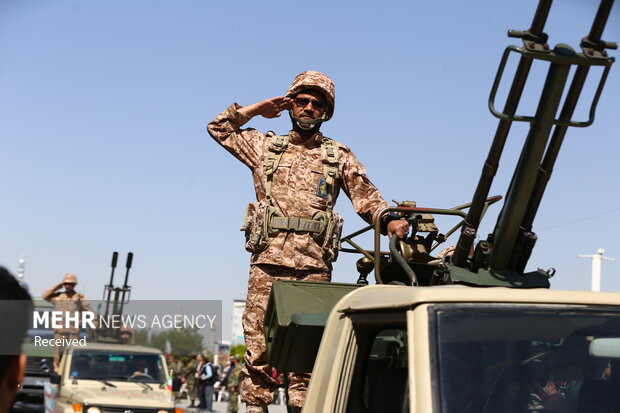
[320,137,339,186]
[320,137,344,210]
[264,134,289,177]
[76,293,85,310]
[263,134,289,205]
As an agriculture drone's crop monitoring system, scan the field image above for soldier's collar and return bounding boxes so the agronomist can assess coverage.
[288,130,323,147]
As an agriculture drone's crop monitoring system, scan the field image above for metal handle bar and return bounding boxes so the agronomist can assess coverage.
[489,45,614,127]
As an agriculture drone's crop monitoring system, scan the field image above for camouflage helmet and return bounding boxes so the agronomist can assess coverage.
[285,71,335,121]
[63,273,78,284]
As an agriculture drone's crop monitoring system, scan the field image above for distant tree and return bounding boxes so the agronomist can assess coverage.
[151,328,203,356]
[133,329,151,346]
[230,344,246,359]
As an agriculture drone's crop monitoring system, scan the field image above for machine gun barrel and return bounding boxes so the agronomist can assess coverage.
[119,252,133,316]
[588,0,615,43]
[489,54,572,270]
[452,0,553,267]
[104,251,118,318]
[511,0,616,272]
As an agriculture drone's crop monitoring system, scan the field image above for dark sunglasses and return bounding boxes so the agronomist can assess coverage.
[64,283,76,286]
[294,97,326,111]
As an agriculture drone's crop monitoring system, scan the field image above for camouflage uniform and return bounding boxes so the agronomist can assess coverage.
[208,106,388,272]
[207,75,389,408]
[169,358,184,399]
[42,286,95,371]
[227,362,242,413]
[185,357,199,406]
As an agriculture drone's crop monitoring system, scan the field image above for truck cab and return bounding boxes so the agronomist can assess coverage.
[303,285,620,413]
[49,342,178,413]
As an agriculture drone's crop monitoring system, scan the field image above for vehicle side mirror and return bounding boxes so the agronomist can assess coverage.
[172,377,181,392]
[49,373,61,385]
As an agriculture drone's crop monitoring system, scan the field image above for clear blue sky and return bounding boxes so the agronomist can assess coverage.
[1,0,619,340]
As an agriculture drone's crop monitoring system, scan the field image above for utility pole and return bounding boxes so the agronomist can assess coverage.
[579,248,615,292]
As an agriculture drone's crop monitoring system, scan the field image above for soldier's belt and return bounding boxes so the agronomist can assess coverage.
[270,216,322,233]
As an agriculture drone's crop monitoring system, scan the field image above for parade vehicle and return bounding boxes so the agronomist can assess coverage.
[265,1,619,412]
[20,253,181,413]
[47,342,179,413]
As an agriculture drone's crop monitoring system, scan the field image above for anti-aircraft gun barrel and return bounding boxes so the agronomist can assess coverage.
[513,0,617,272]
[104,251,118,318]
[489,48,573,270]
[451,0,553,267]
[587,0,617,47]
[97,251,134,343]
[453,0,615,278]
[119,252,133,317]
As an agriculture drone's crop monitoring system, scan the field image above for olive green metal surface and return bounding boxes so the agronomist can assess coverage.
[265,280,362,372]
[447,264,551,288]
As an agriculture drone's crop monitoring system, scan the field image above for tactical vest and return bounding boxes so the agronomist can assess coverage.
[240,134,344,262]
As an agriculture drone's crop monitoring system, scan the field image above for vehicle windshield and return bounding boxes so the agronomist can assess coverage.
[431,304,620,413]
[70,350,165,383]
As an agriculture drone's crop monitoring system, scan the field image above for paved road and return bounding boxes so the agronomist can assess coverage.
[178,398,288,413]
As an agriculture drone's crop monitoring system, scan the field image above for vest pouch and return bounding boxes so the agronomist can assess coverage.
[241,201,268,253]
[241,202,285,253]
[312,210,344,262]
[265,205,285,238]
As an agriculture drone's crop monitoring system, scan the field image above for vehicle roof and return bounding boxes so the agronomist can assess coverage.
[68,342,163,355]
[335,284,620,313]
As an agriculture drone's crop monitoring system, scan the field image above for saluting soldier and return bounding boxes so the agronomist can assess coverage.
[42,273,95,371]
[207,71,409,413]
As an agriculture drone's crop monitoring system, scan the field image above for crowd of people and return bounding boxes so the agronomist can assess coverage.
[167,353,252,413]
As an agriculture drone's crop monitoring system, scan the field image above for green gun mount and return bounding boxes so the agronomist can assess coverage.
[449,0,616,283]
[265,281,361,373]
[265,0,617,373]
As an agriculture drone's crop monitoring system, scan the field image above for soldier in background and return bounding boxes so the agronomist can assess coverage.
[169,355,184,376]
[118,326,133,344]
[207,71,408,413]
[185,354,199,407]
[227,356,242,413]
[169,355,184,401]
[42,273,95,371]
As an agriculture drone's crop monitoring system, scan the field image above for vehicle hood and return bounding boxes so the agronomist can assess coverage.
[61,381,173,407]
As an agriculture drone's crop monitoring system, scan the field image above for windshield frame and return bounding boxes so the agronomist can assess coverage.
[69,349,166,384]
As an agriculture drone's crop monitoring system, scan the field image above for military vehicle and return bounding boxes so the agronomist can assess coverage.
[48,342,178,413]
[265,0,619,411]
[37,253,181,412]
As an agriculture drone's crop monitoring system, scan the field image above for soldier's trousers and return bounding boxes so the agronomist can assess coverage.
[228,389,239,413]
[240,264,330,407]
[53,331,79,371]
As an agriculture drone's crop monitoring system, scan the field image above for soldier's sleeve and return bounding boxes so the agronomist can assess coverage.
[78,295,98,326]
[340,147,389,226]
[41,286,60,302]
[206,103,266,170]
[79,296,95,313]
